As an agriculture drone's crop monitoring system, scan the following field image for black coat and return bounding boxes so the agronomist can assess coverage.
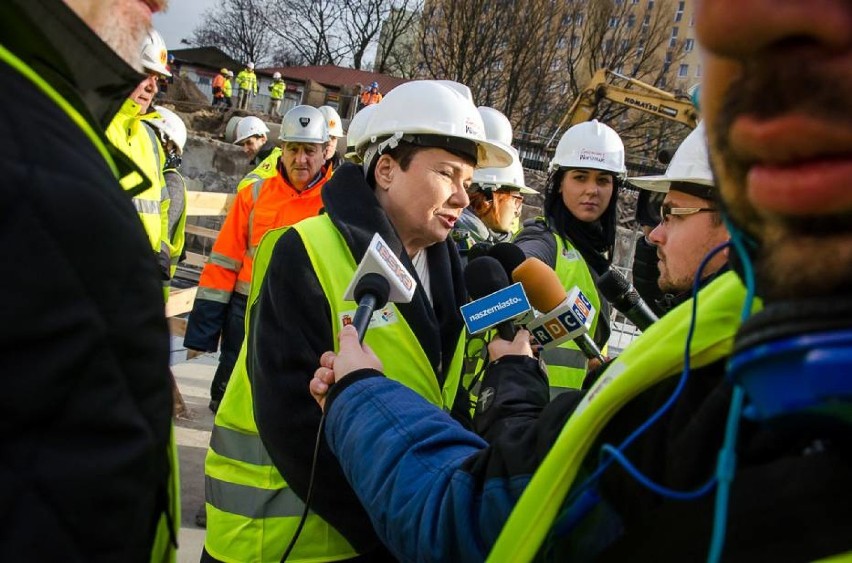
[250,163,470,555]
[0,1,173,560]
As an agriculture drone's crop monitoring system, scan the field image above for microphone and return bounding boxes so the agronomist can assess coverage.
[343,233,418,342]
[351,274,390,343]
[461,256,531,341]
[511,258,604,362]
[466,242,492,263]
[487,242,526,280]
[597,267,659,331]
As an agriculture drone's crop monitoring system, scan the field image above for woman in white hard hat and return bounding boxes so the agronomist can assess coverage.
[453,107,535,261]
[514,119,625,394]
[235,80,513,562]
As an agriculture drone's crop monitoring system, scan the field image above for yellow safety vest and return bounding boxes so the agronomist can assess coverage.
[106,101,170,258]
[237,69,258,93]
[237,147,281,192]
[204,215,466,562]
[487,271,760,561]
[0,43,179,563]
[269,80,285,100]
[223,78,233,98]
[540,231,604,396]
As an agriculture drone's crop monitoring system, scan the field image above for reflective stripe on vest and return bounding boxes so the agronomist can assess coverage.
[487,272,761,561]
[204,216,466,562]
[542,232,603,395]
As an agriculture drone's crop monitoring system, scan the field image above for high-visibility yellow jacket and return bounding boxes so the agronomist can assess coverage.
[268,80,285,100]
[106,100,174,281]
[236,147,281,192]
[203,215,466,562]
[223,78,233,97]
[236,69,257,94]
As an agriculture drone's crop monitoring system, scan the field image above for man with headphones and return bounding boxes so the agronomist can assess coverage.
[630,122,731,314]
[309,0,852,560]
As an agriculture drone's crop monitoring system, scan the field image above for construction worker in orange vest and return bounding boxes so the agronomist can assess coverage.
[359,81,382,107]
[183,105,332,412]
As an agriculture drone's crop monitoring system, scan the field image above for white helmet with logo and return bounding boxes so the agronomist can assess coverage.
[233,116,270,145]
[478,106,513,147]
[318,105,345,138]
[279,105,329,144]
[344,105,378,163]
[358,80,513,170]
[629,121,713,193]
[550,119,625,175]
[141,29,171,77]
[247,62,255,70]
[472,149,536,194]
[273,71,282,80]
[147,106,187,154]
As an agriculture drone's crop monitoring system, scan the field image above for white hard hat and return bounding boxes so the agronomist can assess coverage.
[234,116,270,145]
[273,71,282,80]
[629,121,713,193]
[345,105,378,163]
[358,80,513,170]
[247,62,255,70]
[478,106,513,147]
[279,105,329,144]
[472,148,536,194]
[550,119,626,175]
[148,106,187,154]
[318,105,345,137]
[141,29,171,77]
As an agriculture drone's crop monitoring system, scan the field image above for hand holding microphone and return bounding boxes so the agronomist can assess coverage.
[310,325,384,410]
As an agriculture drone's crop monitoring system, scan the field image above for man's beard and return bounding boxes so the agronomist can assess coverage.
[710,60,852,300]
[97,13,150,71]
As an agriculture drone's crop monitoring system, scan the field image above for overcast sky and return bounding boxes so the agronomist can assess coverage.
[153,1,219,50]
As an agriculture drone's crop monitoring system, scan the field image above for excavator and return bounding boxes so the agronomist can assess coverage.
[548,68,699,147]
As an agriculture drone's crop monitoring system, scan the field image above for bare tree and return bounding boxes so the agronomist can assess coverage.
[373,2,422,77]
[265,0,345,66]
[416,0,689,162]
[190,0,276,66]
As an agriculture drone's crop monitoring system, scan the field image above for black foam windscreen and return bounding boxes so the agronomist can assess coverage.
[353,273,391,309]
[488,242,526,280]
[464,256,510,299]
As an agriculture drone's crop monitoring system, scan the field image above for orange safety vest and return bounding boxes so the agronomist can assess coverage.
[196,165,331,303]
[360,90,382,106]
[212,74,225,99]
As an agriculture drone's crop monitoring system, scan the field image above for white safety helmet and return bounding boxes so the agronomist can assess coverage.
[629,121,713,193]
[148,106,187,154]
[273,71,282,80]
[550,119,626,175]
[234,116,270,145]
[345,105,378,163]
[279,105,329,144]
[247,62,255,70]
[358,80,513,170]
[472,148,536,194]
[478,106,514,147]
[140,29,171,77]
[318,106,345,138]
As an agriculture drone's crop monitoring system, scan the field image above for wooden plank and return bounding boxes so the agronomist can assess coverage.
[167,316,187,337]
[182,251,208,268]
[185,223,220,240]
[186,190,235,216]
[166,286,197,318]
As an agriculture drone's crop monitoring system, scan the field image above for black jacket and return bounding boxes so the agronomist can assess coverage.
[250,162,470,554]
[0,1,173,560]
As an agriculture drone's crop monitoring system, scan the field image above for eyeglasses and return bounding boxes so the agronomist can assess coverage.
[492,189,524,208]
[659,204,717,224]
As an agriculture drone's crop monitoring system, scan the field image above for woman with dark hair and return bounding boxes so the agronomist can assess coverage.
[514,120,626,394]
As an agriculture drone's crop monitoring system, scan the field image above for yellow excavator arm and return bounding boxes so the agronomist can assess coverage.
[550,69,698,146]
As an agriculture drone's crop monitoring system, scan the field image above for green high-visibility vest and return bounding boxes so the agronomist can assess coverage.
[204,214,466,562]
[487,271,760,561]
[269,80,285,100]
[540,231,604,396]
